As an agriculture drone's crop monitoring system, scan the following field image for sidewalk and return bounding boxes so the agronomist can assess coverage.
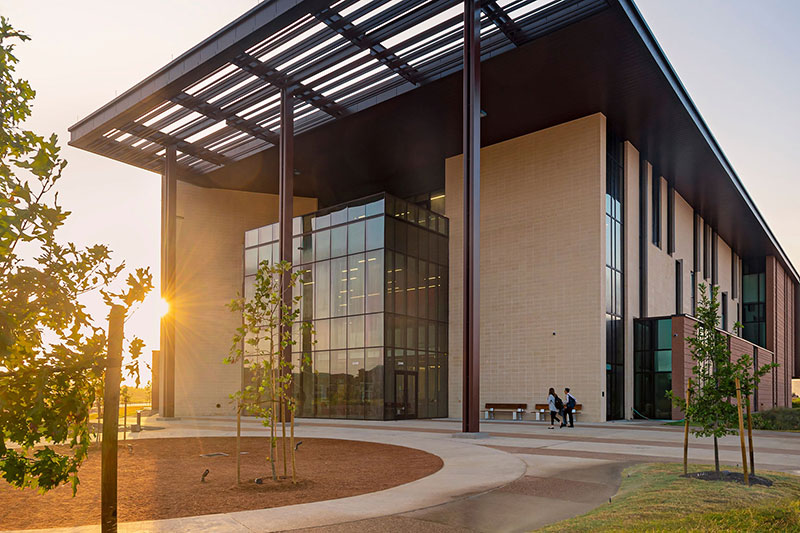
[11,416,800,533]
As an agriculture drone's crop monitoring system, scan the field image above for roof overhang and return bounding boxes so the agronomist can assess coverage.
[69,0,798,282]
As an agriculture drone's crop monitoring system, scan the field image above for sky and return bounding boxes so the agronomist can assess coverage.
[2,1,799,385]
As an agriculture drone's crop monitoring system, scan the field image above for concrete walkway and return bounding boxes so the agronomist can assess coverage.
[9,416,800,533]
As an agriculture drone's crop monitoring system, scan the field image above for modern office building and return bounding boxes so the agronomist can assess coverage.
[70,0,798,423]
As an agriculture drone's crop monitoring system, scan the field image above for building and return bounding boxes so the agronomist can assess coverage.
[70,0,798,423]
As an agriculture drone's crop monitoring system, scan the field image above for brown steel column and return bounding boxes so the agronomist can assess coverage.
[279,89,294,381]
[462,0,481,433]
[162,145,177,418]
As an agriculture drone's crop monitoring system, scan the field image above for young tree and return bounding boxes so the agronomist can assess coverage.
[671,283,774,473]
[0,17,152,494]
[227,260,311,483]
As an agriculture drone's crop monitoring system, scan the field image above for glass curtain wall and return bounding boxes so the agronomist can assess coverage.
[742,260,766,347]
[633,317,673,419]
[606,127,625,420]
[243,193,448,420]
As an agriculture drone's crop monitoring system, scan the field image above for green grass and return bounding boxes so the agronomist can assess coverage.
[89,403,151,422]
[537,463,800,532]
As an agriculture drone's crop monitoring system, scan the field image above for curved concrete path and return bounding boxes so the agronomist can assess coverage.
[8,420,526,533]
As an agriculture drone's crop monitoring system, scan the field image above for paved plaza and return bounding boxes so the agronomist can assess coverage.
[11,416,800,533]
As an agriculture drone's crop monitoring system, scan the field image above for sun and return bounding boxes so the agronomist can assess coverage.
[157,297,170,317]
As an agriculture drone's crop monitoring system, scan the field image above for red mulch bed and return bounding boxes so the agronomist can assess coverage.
[0,437,442,530]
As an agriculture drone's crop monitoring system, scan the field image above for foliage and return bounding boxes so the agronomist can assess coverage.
[0,17,152,495]
[750,408,800,432]
[226,260,312,482]
[538,463,800,532]
[669,283,775,472]
[793,397,800,409]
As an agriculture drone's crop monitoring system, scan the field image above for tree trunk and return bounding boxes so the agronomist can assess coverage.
[713,435,720,473]
[746,395,755,476]
[290,408,296,484]
[236,402,241,485]
[282,397,287,479]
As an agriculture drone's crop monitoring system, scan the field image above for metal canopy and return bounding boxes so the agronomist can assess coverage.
[69,0,606,176]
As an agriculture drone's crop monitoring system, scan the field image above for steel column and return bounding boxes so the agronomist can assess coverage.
[462,0,481,433]
[279,88,294,379]
[161,145,177,418]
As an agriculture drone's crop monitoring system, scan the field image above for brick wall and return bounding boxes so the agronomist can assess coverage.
[172,181,317,417]
[766,255,796,407]
[446,113,606,422]
[671,314,781,418]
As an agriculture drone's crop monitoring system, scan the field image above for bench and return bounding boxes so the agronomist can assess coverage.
[532,403,583,422]
[482,403,527,421]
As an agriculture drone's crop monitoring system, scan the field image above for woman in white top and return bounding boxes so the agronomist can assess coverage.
[547,387,561,429]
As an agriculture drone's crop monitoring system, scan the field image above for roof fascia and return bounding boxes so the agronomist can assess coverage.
[617,0,799,283]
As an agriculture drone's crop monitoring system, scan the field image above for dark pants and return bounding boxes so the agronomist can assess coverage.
[550,411,559,425]
[564,407,574,427]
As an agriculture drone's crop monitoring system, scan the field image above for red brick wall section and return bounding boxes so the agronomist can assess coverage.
[672,315,775,417]
[766,256,795,408]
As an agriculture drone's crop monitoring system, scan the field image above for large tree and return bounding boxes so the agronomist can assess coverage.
[0,17,151,494]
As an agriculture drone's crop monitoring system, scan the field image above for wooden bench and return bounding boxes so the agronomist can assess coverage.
[482,403,527,421]
[532,403,583,422]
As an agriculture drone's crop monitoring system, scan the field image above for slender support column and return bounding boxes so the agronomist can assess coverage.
[161,145,177,418]
[462,0,481,433]
[279,88,294,393]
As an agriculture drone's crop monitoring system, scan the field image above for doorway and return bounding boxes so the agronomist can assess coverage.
[393,370,418,419]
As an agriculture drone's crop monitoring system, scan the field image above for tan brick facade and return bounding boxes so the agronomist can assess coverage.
[168,181,316,417]
[446,113,607,422]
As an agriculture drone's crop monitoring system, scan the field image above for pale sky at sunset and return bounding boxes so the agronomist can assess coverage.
[3,1,799,386]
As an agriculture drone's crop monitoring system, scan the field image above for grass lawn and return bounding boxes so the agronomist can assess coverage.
[538,463,800,532]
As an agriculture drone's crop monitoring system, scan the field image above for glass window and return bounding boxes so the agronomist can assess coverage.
[331,226,347,258]
[314,351,330,418]
[418,261,428,319]
[313,213,330,230]
[385,251,394,314]
[657,319,672,350]
[258,225,273,245]
[348,254,366,314]
[366,250,384,313]
[244,276,255,300]
[347,349,365,419]
[245,229,259,248]
[315,261,330,319]
[315,229,330,261]
[330,350,347,418]
[366,313,383,347]
[315,319,330,351]
[365,198,384,217]
[347,204,366,221]
[330,317,347,350]
[292,236,301,264]
[348,221,365,254]
[394,254,406,315]
[301,234,313,264]
[366,217,384,251]
[331,257,348,317]
[407,257,418,315]
[365,348,383,419]
[347,315,364,348]
[245,248,258,276]
[330,207,347,226]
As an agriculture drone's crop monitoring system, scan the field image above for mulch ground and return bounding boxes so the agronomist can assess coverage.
[681,470,773,486]
[0,437,443,530]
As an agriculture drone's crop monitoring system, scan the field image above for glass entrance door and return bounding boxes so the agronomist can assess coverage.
[393,370,418,419]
